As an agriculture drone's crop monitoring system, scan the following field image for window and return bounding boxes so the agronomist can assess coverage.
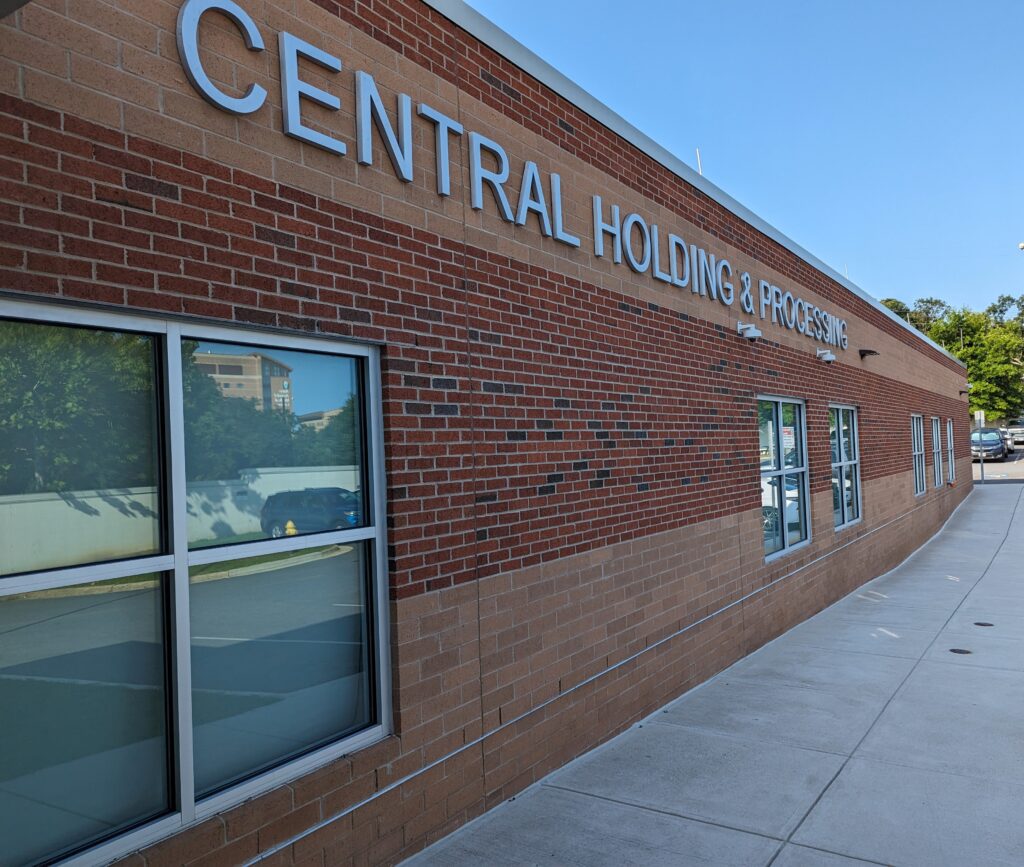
[911,415,926,495]
[830,406,861,528]
[759,397,809,556]
[931,417,943,488]
[947,418,956,482]
[0,301,389,866]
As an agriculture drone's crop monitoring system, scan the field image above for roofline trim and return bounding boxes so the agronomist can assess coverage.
[420,0,966,370]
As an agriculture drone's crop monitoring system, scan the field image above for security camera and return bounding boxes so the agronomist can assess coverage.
[1019,242,1024,251]
[816,349,836,363]
[737,321,762,340]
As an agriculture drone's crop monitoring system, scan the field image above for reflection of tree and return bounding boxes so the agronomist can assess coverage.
[0,327,360,496]
[0,322,157,495]
[182,342,358,481]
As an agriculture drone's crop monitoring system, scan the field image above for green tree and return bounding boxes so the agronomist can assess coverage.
[929,310,1024,420]
[880,298,910,321]
[909,297,951,332]
[181,342,359,481]
[0,321,157,495]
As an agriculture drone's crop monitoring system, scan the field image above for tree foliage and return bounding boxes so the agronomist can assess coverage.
[886,296,1024,421]
[0,327,359,496]
[181,341,359,481]
[0,321,158,495]
[880,298,910,321]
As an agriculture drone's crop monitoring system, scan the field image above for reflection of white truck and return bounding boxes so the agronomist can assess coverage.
[1007,419,1024,445]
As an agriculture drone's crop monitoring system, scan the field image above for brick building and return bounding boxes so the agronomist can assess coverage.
[0,1,970,865]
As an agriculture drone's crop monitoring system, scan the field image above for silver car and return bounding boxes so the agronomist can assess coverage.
[1007,418,1024,445]
[999,427,1016,454]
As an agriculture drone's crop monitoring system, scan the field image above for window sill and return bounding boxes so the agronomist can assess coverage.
[764,537,812,564]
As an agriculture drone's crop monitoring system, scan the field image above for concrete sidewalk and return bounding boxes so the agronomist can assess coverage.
[406,484,1024,867]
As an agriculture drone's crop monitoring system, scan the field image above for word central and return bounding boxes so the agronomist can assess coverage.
[177,0,848,350]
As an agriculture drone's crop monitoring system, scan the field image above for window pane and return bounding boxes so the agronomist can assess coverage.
[0,576,169,865]
[832,468,843,526]
[761,476,783,555]
[758,401,778,470]
[190,543,373,797]
[781,402,803,468]
[182,340,365,548]
[0,320,161,576]
[829,409,840,464]
[844,465,859,522]
[785,473,806,545]
[842,410,855,461]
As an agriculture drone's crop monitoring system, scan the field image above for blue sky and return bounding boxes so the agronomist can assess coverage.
[463,0,1024,312]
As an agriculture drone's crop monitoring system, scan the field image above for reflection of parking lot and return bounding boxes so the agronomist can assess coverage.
[973,448,1024,482]
[0,551,370,864]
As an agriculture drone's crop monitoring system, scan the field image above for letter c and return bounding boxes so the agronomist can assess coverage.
[177,0,267,115]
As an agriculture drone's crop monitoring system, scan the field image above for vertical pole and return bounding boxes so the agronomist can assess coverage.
[976,415,985,484]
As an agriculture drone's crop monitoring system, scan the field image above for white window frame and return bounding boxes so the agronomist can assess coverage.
[911,414,926,495]
[947,418,956,482]
[829,404,862,530]
[758,395,811,561]
[0,298,392,866]
[931,417,943,488]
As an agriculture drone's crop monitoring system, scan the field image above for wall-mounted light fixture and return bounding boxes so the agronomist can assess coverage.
[859,349,880,360]
[817,348,836,363]
[737,321,762,341]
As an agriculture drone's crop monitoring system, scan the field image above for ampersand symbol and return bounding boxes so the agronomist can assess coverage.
[740,272,754,314]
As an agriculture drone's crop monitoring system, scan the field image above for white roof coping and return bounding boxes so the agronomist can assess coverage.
[421,0,966,370]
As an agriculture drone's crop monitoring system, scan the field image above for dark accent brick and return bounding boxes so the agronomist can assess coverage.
[125,173,179,200]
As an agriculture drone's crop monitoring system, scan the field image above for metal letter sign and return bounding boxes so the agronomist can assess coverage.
[177,0,267,115]
[174,0,850,353]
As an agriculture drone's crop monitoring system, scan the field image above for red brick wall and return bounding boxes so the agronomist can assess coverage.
[0,1,971,864]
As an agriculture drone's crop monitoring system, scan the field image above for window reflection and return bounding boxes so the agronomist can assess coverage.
[0,320,162,576]
[841,409,855,462]
[785,473,805,545]
[759,401,778,470]
[0,577,169,865]
[761,476,782,555]
[182,340,365,548]
[190,544,372,796]
[781,402,803,469]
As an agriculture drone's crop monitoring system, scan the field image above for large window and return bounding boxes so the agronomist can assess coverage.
[759,397,809,557]
[931,417,943,488]
[947,418,956,482]
[830,406,861,528]
[0,302,389,866]
[911,415,926,495]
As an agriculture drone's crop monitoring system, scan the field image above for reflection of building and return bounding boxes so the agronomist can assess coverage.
[193,352,293,412]
[297,406,346,431]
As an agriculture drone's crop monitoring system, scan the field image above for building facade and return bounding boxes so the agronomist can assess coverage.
[0,1,970,864]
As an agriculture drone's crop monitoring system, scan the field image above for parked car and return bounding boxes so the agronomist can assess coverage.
[970,428,1007,462]
[998,427,1016,454]
[260,487,362,538]
[1006,418,1024,445]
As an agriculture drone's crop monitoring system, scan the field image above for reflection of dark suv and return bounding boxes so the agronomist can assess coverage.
[259,488,362,538]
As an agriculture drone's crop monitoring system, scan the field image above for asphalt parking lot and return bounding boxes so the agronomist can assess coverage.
[973,446,1024,482]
